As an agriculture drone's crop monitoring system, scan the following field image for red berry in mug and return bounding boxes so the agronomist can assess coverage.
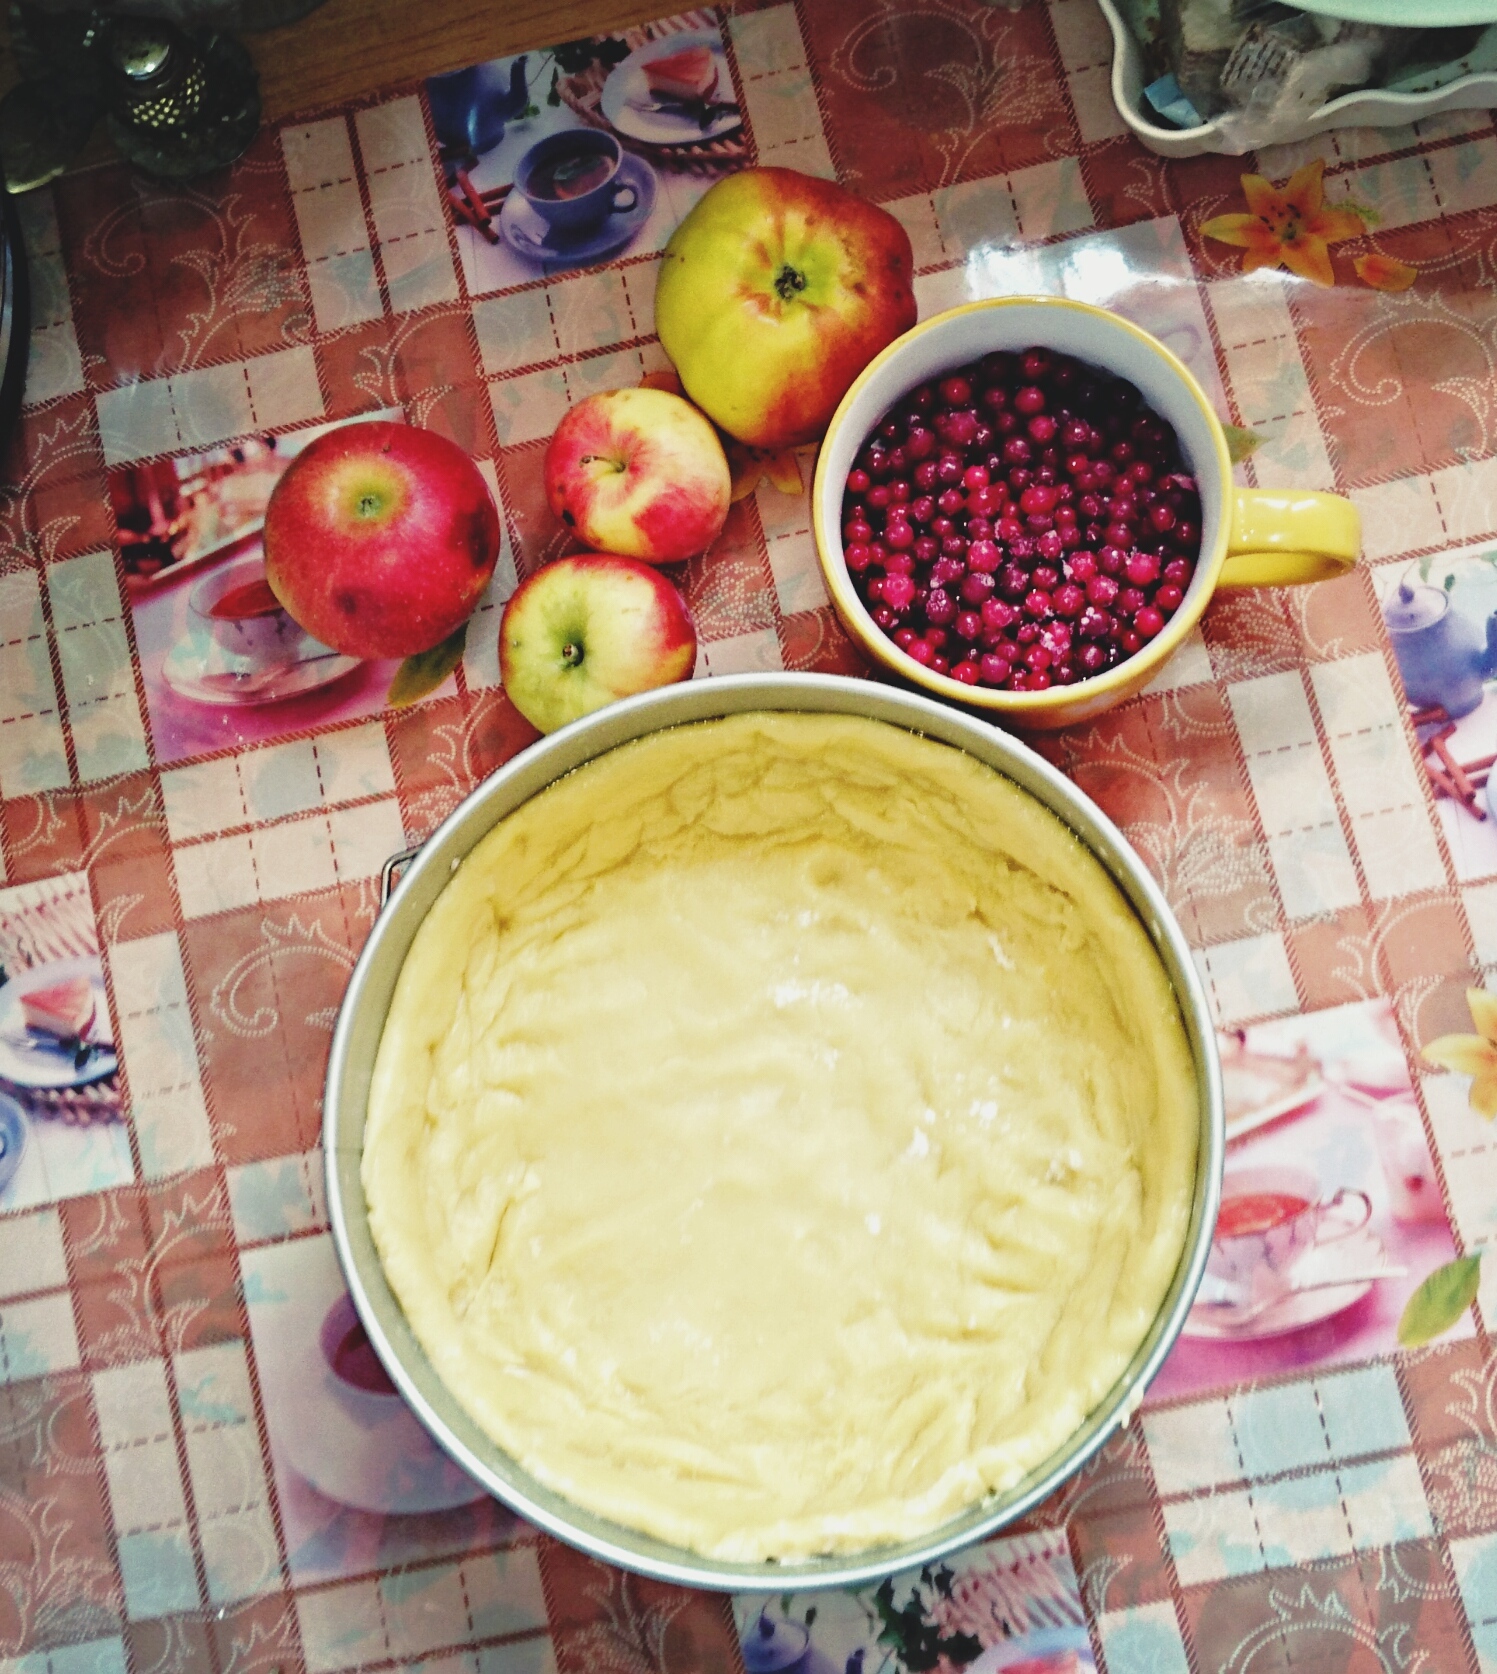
[1024,589,1052,619]
[968,539,1001,573]
[925,588,957,625]
[841,345,1200,692]
[884,574,916,612]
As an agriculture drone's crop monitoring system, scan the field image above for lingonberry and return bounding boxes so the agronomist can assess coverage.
[844,347,1197,691]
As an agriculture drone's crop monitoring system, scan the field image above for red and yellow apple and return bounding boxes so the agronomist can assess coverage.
[655,167,917,451]
[544,388,731,563]
[264,420,501,660]
[499,553,697,734]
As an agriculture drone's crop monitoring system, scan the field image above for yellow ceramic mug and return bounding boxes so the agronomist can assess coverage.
[812,297,1360,729]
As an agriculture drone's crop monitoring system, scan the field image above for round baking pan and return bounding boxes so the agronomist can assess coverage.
[324,671,1224,1591]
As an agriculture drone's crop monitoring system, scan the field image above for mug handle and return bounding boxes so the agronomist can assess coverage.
[610,183,638,214]
[1217,489,1362,589]
[1317,1187,1373,1242]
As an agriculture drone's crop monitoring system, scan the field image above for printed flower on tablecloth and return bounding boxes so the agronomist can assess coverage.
[1200,158,1390,289]
[1354,252,1419,292]
[1424,987,1497,1115]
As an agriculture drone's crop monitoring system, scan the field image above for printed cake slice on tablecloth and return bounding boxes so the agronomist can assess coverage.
[643,44,719,101]
[21,974,96,1040]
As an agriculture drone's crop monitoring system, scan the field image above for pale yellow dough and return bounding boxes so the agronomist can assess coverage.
[363,713,1198,1561]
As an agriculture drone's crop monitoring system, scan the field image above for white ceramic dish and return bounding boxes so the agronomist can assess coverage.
[1096,0,1497,158]
[1292,0,1497,21]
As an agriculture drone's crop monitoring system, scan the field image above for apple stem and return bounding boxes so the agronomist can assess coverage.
[561,641,584,667]
[774,264,807,301]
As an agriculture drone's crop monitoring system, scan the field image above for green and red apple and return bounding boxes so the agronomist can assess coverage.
[544,387,731,563]
[264,420,501,659]
[499,553,696,734]
[655,167,917,451]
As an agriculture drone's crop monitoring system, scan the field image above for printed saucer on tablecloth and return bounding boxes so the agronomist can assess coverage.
[0,956,117,1091]
[278,1372,487,1515]
[162,639,361,708]
[499,152,657,266]
[275,1302,485,1516]
[1183,1226,1393,1341]
[1225,1073,1325,1144]
[600,32,741,145]
[0,1095,26,1195]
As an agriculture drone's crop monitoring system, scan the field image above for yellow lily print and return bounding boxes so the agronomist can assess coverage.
[1200,157,1367,288]
[1425,988,1497,1118]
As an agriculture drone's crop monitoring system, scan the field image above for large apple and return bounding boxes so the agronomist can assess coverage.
[499,553,696,734]
[655,167,917,451]
[264,421,500,660]
[544,388,731,563]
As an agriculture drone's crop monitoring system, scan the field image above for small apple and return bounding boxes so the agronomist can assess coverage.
[499,553,697,734]
[264,420,500,660]
[655,167,917,451]
[544,388,731,563]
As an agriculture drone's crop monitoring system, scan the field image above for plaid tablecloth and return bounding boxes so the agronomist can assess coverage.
[4,2,1497,1670]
